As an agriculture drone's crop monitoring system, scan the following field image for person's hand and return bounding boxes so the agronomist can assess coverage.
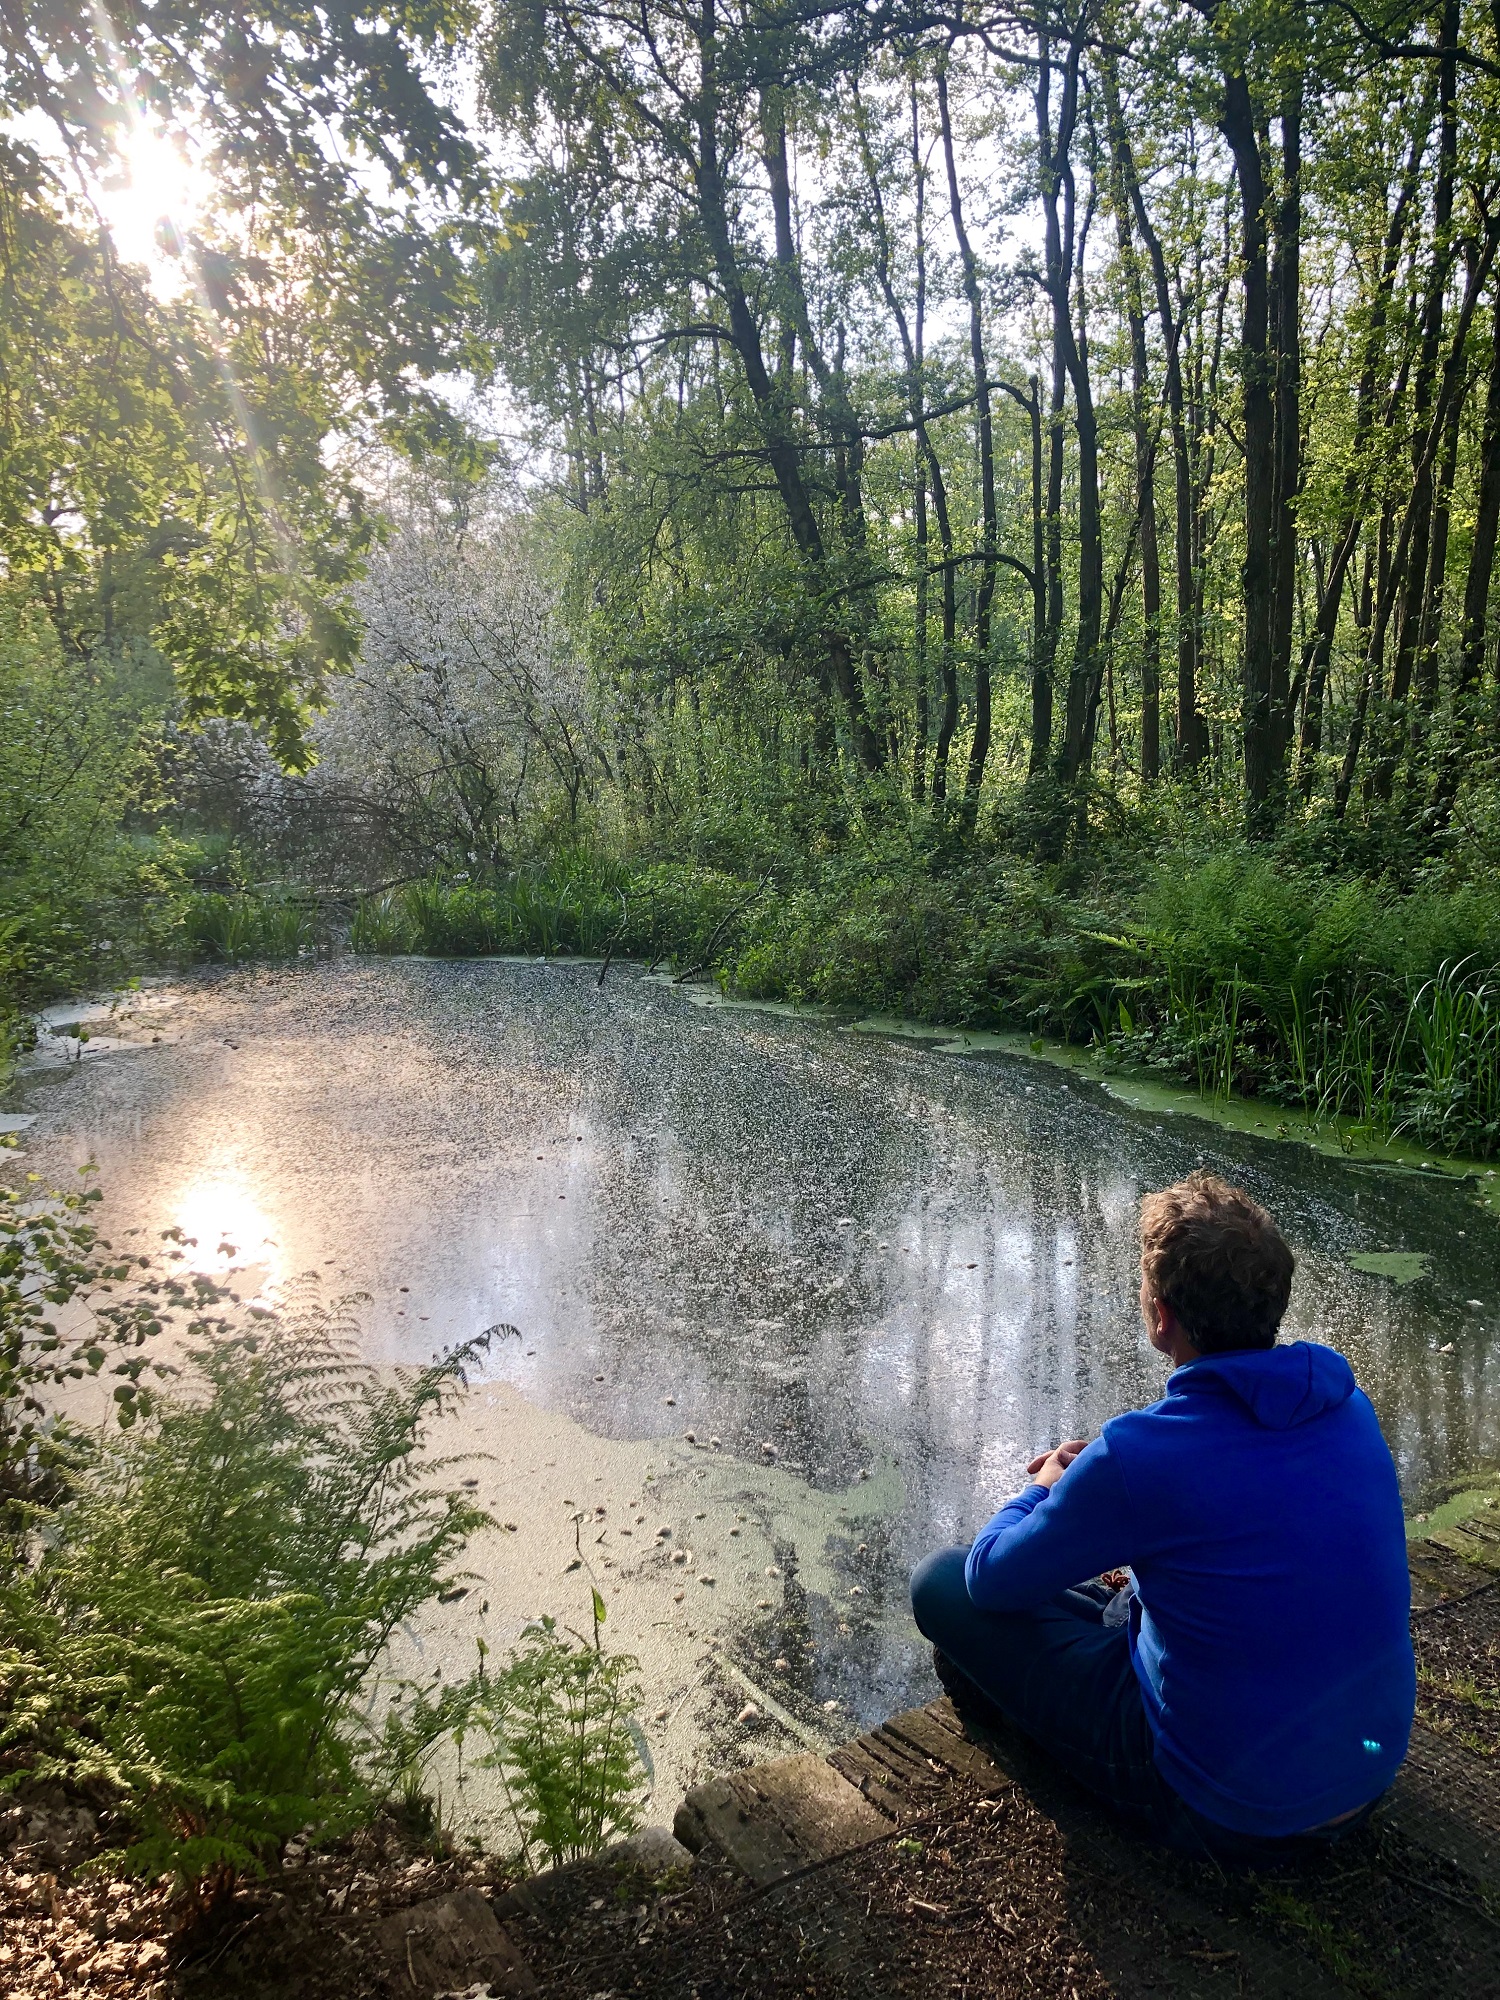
[1026,1438,1089,1489]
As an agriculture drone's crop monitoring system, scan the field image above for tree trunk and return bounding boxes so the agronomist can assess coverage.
[1102,54,1161,781]
[854,77,957,799]
[1431,277,1500,825]
[1296,92,1430,791]
[1125,140,1205,766]
[691,7,879,769]
[937,64,997,812]
[1269,70,1302,770]
[1219,70,1280,831]
[1373,2,1457,800]
[1037,17,1101,785]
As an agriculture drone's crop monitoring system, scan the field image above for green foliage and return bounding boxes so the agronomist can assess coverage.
[1093,857,1500,1152]
[352,852,631,959]
[0,590,183,1024]
[0,1163,219,1514]
[354,813,1500,1156]
[476,1614,645,1872]
[182,892,320,965]
[0,1291,493,1896]
[0,149,383,764]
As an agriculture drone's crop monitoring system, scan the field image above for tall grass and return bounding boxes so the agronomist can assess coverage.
[1099,858,1500,1155]
[351,851,741,966]
[183,891,319,964]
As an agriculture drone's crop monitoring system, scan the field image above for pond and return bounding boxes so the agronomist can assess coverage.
[9,958,1500,1811]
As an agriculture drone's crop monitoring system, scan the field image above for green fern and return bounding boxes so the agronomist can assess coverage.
[1,1286,495,1899]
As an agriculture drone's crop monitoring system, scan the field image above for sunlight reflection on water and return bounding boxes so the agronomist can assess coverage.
[171,1165,283,1287]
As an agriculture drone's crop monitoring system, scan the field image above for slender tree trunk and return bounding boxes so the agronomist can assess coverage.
[1336,511,1390,817]
[1126,139,1205,766]
[854,78,957,799]
[913,457,929,800]
[1432,279,1500,825]
[1415,362,1464,724]
[937,64,997,812]
[1024,377,1050,772]
[1219,70,1280,830]
[1373,2,1457,800]
[1036,15,1101,785]
[1102,54,1161,780]
[1269,69,1302,771]
[762,90,885,768]
[691,8,878,769]
[1296,94,1430,791]
[911,86,930,800]
[1346,211,1500,804]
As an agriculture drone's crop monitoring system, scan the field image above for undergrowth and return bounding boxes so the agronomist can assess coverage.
[0,1171,646,1907]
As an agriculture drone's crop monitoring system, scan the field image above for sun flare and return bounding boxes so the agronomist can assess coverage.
[102,121,206,276]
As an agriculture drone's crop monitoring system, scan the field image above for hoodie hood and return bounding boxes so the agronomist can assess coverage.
[1169,1341,1356,1429]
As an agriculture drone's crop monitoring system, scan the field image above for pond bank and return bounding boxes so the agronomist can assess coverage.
[671,979,1500,1219]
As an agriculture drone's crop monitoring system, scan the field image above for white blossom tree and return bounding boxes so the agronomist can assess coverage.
[308,496,606,876]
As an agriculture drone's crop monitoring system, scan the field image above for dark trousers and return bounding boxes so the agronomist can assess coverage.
[910,1545,1375,1869]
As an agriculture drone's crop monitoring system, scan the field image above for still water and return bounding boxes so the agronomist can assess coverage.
[9,958,1500,1766]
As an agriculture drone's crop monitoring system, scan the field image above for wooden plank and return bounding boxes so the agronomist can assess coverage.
[881,1702,1017,1794]
[674,1773,806,1884]
[826,1739,908,1812]
[829,1727,947,1812]
[738,1751,894,1858]
[676,1753,891,1886]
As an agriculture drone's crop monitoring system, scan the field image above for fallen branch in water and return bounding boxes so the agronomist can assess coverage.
[672,875,771,985]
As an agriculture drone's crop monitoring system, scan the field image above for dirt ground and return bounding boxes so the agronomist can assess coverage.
[3,1743,1494,2000]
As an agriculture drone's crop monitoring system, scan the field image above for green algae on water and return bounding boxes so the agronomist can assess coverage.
[1347,1251,1431,1285]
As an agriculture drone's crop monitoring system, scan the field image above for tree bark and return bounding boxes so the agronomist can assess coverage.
[937,63,997,812]
[1125,135,1206,766]
[1037,12,1102,785]
[1431,277,1500,825]
[1269,69,1302,769]
[854,78,958,799]
[1102,53,1161,781]
[1373,0,1457,800]
[690,3,879,769]
[1295,91,1430,790]
[1219,68,1280,830]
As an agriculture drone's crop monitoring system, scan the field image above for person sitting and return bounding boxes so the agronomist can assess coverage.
[910,1171,1416,1866]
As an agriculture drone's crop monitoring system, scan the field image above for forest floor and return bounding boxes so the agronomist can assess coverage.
[4,1515,1498,2000]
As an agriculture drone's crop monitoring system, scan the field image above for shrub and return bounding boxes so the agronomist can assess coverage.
[353,852,631,961]
[0,591,183,1014]
[1096,857,1500,1153]
[0,1162,218,1516]
[351,889,415,954]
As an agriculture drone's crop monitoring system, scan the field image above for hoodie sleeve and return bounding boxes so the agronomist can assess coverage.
[965,1435,1133,1611]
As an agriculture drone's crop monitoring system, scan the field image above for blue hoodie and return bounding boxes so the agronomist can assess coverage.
[965,1342,1416,1837]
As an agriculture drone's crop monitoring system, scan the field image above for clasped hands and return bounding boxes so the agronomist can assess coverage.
[1026,1436,1090,1489]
